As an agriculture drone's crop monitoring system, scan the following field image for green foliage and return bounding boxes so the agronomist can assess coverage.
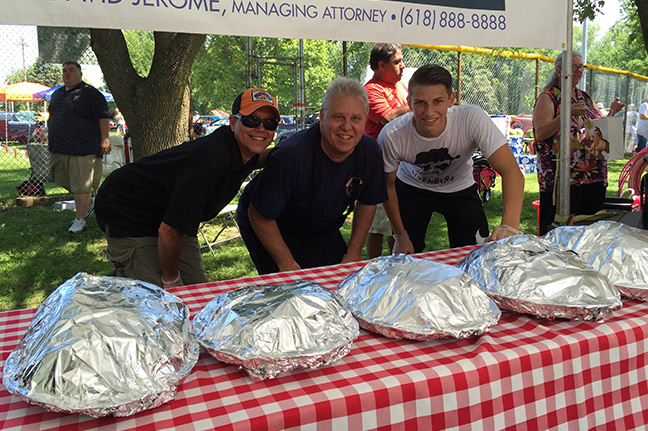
[574,0,606,23]
[462,65,502,114]
[3,57,62,111]
[582,1,648,75]
[302,39,338,113]
[191,35,248,115]
[190,37,369,116]
[402,45,456,70]
[336,41,372,81]
[123,30,154,77]
[4,57,61,87]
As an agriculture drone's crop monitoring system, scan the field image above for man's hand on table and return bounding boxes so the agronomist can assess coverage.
[485,224,519,243]
[392,233,415,254]
[340,249,363,264]
[278,260,301,273]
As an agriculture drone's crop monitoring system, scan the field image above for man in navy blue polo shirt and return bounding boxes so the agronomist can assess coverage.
[48,61,111,233]
[237,78,388,275]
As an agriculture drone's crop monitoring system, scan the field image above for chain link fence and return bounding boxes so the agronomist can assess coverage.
[3,25,648,205]
[401,46,648,117]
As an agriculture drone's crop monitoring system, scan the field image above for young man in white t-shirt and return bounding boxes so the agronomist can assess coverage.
[378,64,524,253]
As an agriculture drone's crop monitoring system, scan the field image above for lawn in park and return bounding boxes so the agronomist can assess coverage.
[0,155,633,312]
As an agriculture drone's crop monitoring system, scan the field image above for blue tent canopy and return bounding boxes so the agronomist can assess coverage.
[33,85,114,102]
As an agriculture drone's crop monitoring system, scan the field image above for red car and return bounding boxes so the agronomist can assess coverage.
[0,112,44,145]
[510,116,533,135]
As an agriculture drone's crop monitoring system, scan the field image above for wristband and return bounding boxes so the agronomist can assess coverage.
[393,233,410,240]
[496,224,519,235]
[161,271,181,286]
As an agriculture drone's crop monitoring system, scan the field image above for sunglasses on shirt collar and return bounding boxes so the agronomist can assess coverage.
[233,114,279,131]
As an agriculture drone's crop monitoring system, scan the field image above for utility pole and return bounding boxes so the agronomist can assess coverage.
[18,37,28,82]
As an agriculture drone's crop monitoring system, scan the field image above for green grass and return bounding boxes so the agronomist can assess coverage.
[0,157,633,312]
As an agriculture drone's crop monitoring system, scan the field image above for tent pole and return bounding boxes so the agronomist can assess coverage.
[343,41,348,77]
[535,58,540,102]
[456,51,462,105]
[246,37,253,89]
[557,0,573,223]
[299,39,306,131]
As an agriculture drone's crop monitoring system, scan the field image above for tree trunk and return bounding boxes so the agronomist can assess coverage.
[635,0,648,55]
[90,29,205,159]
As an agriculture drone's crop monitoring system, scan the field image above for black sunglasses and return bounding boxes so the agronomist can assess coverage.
[234,114,279,131]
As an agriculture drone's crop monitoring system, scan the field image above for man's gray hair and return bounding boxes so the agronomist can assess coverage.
[544,52,582,91]
[321,77,369,114]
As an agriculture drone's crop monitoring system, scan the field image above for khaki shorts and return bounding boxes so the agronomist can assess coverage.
[50,154,102,194]
[368,203,393,236]
[105,228,208,288]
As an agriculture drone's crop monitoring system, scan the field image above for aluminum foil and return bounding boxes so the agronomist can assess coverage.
[336,255,501,341]
[193,281,359,381]
[458,235,622,321]
[546,221,648,300]
[2,273,199,418]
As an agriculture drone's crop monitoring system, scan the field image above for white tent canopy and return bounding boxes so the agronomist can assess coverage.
[4,0,567,50]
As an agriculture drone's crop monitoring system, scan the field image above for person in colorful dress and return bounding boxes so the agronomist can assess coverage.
[532,52,624,235]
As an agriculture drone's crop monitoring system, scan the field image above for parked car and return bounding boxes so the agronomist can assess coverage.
[204,118,230,135]
[277,115,296,133]
[510,115,533,135]
[198,115,223,125]
[286,112,319,131]
[275,129,296,144]
[0,112,44,145]
[304,112,320,127]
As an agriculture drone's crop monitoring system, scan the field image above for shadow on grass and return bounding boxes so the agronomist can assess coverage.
[0,206,114,311]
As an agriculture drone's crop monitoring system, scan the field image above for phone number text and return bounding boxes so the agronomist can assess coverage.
[396,9,506,31]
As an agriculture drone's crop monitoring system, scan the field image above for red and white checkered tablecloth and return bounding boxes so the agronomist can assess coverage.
[1,246,648,430]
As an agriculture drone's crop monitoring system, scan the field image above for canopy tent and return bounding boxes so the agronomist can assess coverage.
[0,0,576,219]
[0,82,50,102]
[210,109,229,119]
[32,85,114,102]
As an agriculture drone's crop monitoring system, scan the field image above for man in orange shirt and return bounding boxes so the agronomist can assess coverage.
[364,43,411,258]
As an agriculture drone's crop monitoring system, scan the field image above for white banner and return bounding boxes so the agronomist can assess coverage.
[3,0,567,50]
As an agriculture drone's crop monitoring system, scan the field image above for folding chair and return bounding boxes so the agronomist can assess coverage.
[103,135,126,173]
[198,172,258,256]
[199,204,241,257]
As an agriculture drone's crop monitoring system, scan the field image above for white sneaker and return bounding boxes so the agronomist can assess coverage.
[68,218,86,233]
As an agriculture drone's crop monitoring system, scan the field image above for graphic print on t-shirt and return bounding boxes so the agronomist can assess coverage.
[413,148,459,183]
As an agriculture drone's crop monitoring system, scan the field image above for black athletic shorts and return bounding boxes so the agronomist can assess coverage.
[395,179,489,252]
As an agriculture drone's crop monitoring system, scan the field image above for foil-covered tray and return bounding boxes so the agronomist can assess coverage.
[2,273,199,417]
[337,255,501,341]
[458,235,622,321]
[546,221,648,300]
[193,281,359,381]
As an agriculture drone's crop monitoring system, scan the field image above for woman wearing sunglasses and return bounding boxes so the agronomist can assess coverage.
[94,88,280,288]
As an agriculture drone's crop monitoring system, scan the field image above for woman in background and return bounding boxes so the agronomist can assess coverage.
[532,52,624,235]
